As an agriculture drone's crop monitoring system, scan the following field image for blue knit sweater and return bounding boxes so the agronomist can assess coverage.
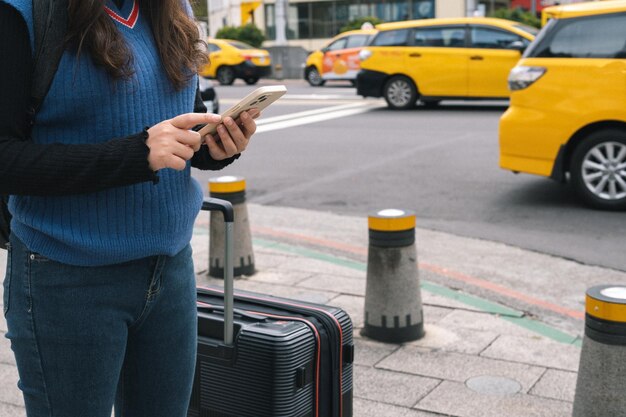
[5,0,204,266]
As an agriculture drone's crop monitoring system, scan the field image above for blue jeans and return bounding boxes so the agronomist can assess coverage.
[3,235,198,417]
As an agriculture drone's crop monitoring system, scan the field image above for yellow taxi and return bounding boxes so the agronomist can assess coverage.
[304,28,378,86]
[356,17,536,109]
[499,0,626,210]
[199,38,271,86]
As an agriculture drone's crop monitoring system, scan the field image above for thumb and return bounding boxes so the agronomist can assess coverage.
[170,112,222,130]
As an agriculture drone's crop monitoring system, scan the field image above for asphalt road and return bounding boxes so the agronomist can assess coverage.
[194,79,626,273]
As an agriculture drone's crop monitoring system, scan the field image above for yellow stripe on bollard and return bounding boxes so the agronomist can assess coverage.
[209,176,246,194]
[586,286,626,323]
[368,209,416,232]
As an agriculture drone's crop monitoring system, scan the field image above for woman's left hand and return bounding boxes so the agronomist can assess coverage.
[204,109,260,160]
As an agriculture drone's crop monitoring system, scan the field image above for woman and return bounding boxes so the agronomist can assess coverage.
[0,1,258,416]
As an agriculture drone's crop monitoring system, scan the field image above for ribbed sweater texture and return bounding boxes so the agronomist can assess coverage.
[4,0,204,266]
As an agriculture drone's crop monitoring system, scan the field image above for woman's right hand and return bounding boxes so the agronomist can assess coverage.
[146,113,222,171]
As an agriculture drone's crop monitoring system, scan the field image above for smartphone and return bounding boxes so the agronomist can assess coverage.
[195,85,287,137]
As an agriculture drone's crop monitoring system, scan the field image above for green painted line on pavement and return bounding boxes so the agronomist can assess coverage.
[253,237,580,346]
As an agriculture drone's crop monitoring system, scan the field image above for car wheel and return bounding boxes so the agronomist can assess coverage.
[570,129,626,210]
[244,77,259,85]
[216,66,235,85]
[383,76,417,110]
[306,67,325,87]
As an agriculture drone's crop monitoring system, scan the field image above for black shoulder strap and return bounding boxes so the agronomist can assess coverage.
[31,0,68,114]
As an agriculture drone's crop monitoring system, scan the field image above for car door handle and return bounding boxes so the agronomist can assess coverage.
[409,53,421,58]
[470,55,484,60]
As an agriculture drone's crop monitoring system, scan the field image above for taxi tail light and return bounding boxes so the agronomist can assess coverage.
[508,66,546,91]
[243,55,252,61]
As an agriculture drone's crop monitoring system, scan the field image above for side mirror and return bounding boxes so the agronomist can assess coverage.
[508,41,526,52]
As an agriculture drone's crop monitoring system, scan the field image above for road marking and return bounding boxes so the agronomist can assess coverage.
[255,102,383,134]
[256,102,372,125]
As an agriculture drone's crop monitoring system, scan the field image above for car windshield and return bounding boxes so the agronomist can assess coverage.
[514,24,539,36]
[228,41,255,50]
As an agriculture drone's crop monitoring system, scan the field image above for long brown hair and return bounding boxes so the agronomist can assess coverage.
[66,0,208,90]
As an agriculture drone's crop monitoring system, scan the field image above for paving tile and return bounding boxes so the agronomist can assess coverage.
[416,380,572,417]
[437,310,539,338]
[248,269,315,286]
[0,364,22,407]
[481,335,580,372]
[298,274,366,297]
[377,346,545,392]
[0,332,15,366]
[354,397,446,417]
[0,402,24,417]
[422,305,454,324]
[328,294,365,329]
[353,336,401,367]
[420,284,486,314]
[405,324,499,355]
[529,369,577,402]
[354,364,441,407]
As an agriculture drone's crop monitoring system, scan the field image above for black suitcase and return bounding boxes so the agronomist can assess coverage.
[188,199,354,417]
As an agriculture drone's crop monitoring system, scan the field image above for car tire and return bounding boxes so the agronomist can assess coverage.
[216,66,235,86]
[306,67,325,87]
[244,77,259,85]
[383,76,417,110]
[570,129,626,210]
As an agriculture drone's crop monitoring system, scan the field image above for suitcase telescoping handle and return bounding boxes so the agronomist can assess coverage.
[201,198,235,345]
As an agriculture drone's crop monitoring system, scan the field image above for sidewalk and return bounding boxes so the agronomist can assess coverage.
[2,203,624,416]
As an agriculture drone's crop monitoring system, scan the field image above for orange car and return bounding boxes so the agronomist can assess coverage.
[304,28,378,86]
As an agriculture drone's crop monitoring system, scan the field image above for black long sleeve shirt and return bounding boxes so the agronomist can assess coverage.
[0,3,236,197]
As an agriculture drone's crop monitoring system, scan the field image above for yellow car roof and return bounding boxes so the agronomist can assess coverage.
[375,17,534,39]
[542,0,626,20]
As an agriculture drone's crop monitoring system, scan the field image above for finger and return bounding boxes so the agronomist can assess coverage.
[171,141,195,161]
[205,134,227,160]
[216,124,240,156]
[222,117,248,151]
[247,109,261,119]
[165,154,188,171]
[170,112,222,130]
[238,111,257,138]
[176,130,202,151]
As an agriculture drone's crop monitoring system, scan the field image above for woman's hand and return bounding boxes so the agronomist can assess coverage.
[204,109,260,161]
[146,113,222,171]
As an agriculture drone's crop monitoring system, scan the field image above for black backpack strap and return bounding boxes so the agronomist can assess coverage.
[30,0,68,118]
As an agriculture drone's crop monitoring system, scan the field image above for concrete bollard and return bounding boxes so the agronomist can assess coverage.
[361,209,424,343]
[573,285,626,417]
[208,176,255,278]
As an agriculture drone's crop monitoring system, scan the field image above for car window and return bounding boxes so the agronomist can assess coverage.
[345,34,371,48]
[371,29,410,47]
[327,37,348,51]
[529,12,626,58]
[227,40,255,50]
[470,27,524,49]
[414,26,466,47]
[208,43,221,53]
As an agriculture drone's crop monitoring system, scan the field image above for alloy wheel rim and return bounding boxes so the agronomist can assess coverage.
[218,68,233,83]
[308,69,322,85]
[388,80,412,107]
[582,141,626,201]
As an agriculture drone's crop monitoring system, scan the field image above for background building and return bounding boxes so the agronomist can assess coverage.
[206,0,510,50]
